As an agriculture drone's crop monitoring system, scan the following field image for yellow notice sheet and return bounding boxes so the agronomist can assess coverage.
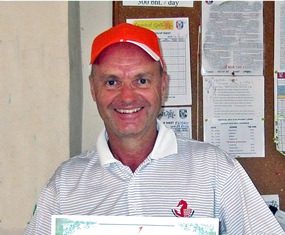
[127,18,192,106]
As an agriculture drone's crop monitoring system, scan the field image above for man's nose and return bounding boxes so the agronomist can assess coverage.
[119,84,137,103]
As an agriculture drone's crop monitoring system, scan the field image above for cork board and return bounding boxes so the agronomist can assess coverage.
[113,1,285,210]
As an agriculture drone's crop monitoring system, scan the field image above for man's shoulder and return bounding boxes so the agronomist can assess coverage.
[176,136,235,164]
[53,150,99,177]
[176,136,219,151]
[45,149,100,193]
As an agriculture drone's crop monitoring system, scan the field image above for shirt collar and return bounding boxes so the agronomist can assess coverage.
[96,120,178,166]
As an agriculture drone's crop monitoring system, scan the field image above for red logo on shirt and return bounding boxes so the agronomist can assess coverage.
[172,199,195,217]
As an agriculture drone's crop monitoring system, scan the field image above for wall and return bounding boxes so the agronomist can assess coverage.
[80,1,111,152]
[0,1,111,234]
[69,2,83,157]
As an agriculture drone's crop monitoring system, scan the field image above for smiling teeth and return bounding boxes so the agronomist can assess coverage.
[116,108,141,114]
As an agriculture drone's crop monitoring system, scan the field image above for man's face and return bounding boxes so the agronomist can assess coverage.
[89,43,168,140]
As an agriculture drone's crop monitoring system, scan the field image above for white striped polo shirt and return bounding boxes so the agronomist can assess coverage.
[24,121,284,235]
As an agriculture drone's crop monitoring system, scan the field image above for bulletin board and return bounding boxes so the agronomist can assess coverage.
[113,1,285,210]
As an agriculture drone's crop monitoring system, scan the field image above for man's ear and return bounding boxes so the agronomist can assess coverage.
[89,75,96,102]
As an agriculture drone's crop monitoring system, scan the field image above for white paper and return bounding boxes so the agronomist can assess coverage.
[201,1,263,76]
[203,76,265,158]
[159,106,192,139]
[262,194,280,210]
[51,215,219,235]
[127,18,192,106]
[274,1,285,154]
[123,1,193,7]
[275,79,285,152]
[274,1,285,73]
[275,210,285,232]
[262,195,285,231]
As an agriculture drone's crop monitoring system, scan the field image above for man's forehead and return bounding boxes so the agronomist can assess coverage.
[95,42,156,65]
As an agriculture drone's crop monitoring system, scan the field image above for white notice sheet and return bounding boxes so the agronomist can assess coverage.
[203,76,264,158]
[127,18,192,106]
[274,1,285,73]
[201,1,263,76]
[274,1,285,154]
[275,79,285,153]
[123,1,193,7]
[159,106,192,138]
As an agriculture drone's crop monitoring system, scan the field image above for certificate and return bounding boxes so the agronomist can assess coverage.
[52,215,219,235]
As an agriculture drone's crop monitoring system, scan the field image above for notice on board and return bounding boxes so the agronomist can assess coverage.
[123,1,193,7]
[127,17,192,106]
[203,76,265,158]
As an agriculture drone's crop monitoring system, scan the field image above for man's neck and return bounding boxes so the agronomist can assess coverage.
[108,131,158,172]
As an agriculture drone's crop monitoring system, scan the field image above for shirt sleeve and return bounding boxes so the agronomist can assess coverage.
[24,174,60,235]
[219,160,284,234]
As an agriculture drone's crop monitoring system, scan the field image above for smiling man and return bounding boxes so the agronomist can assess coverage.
[89,41,168,172]
[24,23,284,235]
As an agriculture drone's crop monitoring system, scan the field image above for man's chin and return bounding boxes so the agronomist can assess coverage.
[114,125,144,138]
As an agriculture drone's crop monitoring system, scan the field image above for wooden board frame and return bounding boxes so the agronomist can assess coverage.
[113,1,285,210]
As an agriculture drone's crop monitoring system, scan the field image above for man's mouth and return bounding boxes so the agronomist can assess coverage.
[115,107,142,114]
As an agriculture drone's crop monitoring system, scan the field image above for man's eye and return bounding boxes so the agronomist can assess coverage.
[138,78,147,84]
[106,80,117,86]
[137,78,151,87]
[134,78,151,88]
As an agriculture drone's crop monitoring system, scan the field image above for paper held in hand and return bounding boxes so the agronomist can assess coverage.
[51,215,219,235]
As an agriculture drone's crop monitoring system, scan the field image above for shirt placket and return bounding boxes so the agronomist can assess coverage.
[128,175,143,216]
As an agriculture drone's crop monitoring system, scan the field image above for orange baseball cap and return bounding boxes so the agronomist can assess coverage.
[90,23,164,68]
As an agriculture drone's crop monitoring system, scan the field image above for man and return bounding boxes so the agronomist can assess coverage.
[25,23,284,234]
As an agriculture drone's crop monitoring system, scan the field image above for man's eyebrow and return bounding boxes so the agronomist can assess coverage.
[98,74,119,80]
[134,72,154,78]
